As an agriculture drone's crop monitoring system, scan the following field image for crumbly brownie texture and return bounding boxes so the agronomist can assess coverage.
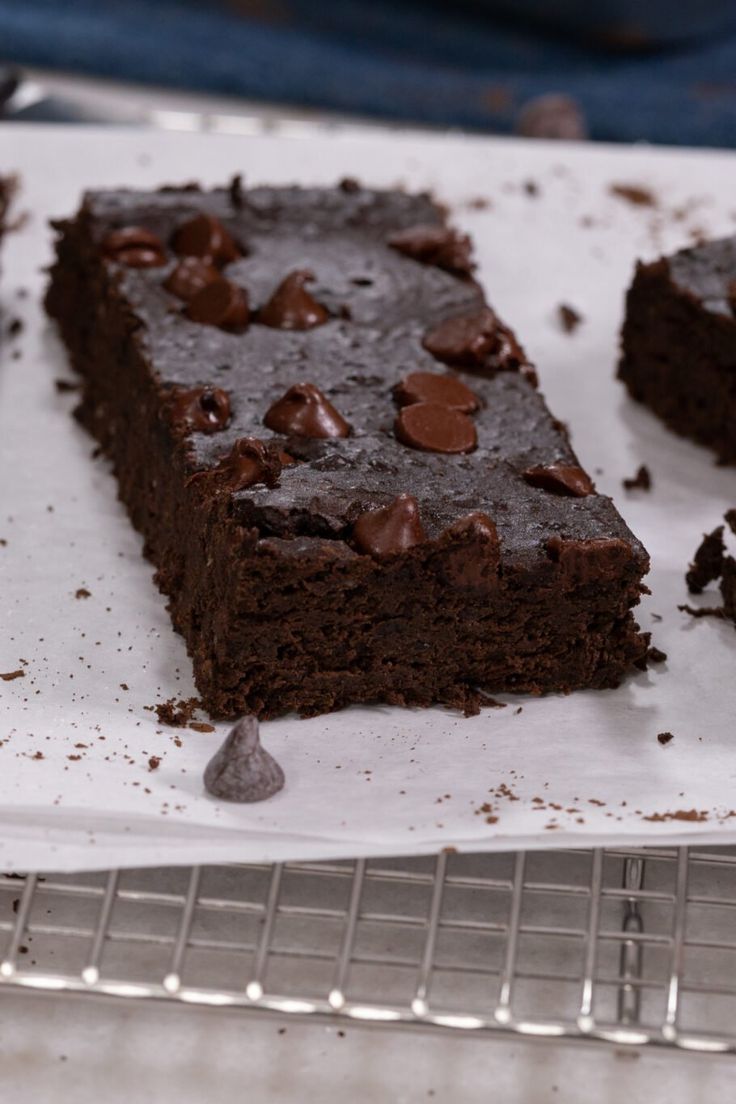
[46,179,649,719]
[619,237,736,464]
[686,511,736,624]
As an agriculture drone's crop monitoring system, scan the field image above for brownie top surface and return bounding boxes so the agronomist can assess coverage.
[76,182,645,569]
[664,235,736,319]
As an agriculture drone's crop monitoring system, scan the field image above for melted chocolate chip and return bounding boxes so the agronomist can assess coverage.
[264,383,350,438]
[439,512,500,586]
[168,386,231,434]
[387,224,474,275]
[172,213,241,266]
[395,402,477,454]
[258,271,329,330]
[352,494,427,558]
[422,308,500,367]
[393,371,479,413]
[204,716,284,803]
[191,438,283,493]
[186,278,250,332]
[102,226,166,267]
[523,464,595,497]
[164,257,221,301]
[546,536,631,584]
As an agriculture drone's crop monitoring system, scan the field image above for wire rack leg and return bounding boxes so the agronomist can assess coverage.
[617,854,645,1026]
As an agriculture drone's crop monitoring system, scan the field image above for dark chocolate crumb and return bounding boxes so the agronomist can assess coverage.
[678,603,725,619]
[557,303,582,333]
[155,696,201,727]
[657,732,674,745]
[609,183,656,207]
[623,464,652,492]
[75,587,92,599]
[686,527,725,594]
[148,756,161,771]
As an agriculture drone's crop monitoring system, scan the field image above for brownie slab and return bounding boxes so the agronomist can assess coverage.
[46,179,649,719]
[619,237,736,463]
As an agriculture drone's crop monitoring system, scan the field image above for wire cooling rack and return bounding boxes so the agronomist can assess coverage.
[1,846,736,1053]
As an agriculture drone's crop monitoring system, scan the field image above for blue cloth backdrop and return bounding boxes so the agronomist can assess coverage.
[1,0,736,147]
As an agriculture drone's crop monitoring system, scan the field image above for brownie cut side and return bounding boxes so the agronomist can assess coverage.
[46,180,649,719]
[619,237,736,463]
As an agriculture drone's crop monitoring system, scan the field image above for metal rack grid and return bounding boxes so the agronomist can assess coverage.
[1,846,736,1054]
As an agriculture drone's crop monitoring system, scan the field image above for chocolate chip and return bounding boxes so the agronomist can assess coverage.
[546,536,631,583]
[258,271,329,330]
[352,494,427,558]
[264,383,350,438]
[438,512,500,586]
[164,257,221,300]
[393,371,479,413]
[185,278,250,331]
[168,386,231,434]
[204,716,285,803]
[172,213,241,266]
[387,224,474,275]
[395,402,477,454]
[423,308,500,367]
[102,226,166,268]
[192,438,283,493]
[516,94,588,140]
[523,464,594,497]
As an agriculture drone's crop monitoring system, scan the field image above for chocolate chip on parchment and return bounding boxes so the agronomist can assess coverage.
[204,716,285,803]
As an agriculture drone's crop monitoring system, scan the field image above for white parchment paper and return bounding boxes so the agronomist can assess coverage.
[2,123,736,872]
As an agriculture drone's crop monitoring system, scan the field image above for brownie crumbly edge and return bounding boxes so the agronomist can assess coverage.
[46,180,649,719]
[618,239,736,464]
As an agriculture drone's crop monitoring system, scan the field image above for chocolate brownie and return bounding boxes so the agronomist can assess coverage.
[619,237,736,463]
[45,179,649,719]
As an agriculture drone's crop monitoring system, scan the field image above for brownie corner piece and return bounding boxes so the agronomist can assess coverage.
[618,236,736,463]
[46,178,649,719]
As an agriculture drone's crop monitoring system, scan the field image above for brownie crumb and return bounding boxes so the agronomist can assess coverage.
[6,317,23,339]
[686,526,725,593]
[678,603,725,619]
[657,731,674,745]
[523,180,540,198]
[609,183,656,207]
[155,696,201,727]
[75,587,92,599]
[557,303,582,333]
[623,464,652,492]
[148,756,161,771]
[648,646,667,664]
[54,378,80,393]
[189,721,215,733]
[0,669,25,681]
